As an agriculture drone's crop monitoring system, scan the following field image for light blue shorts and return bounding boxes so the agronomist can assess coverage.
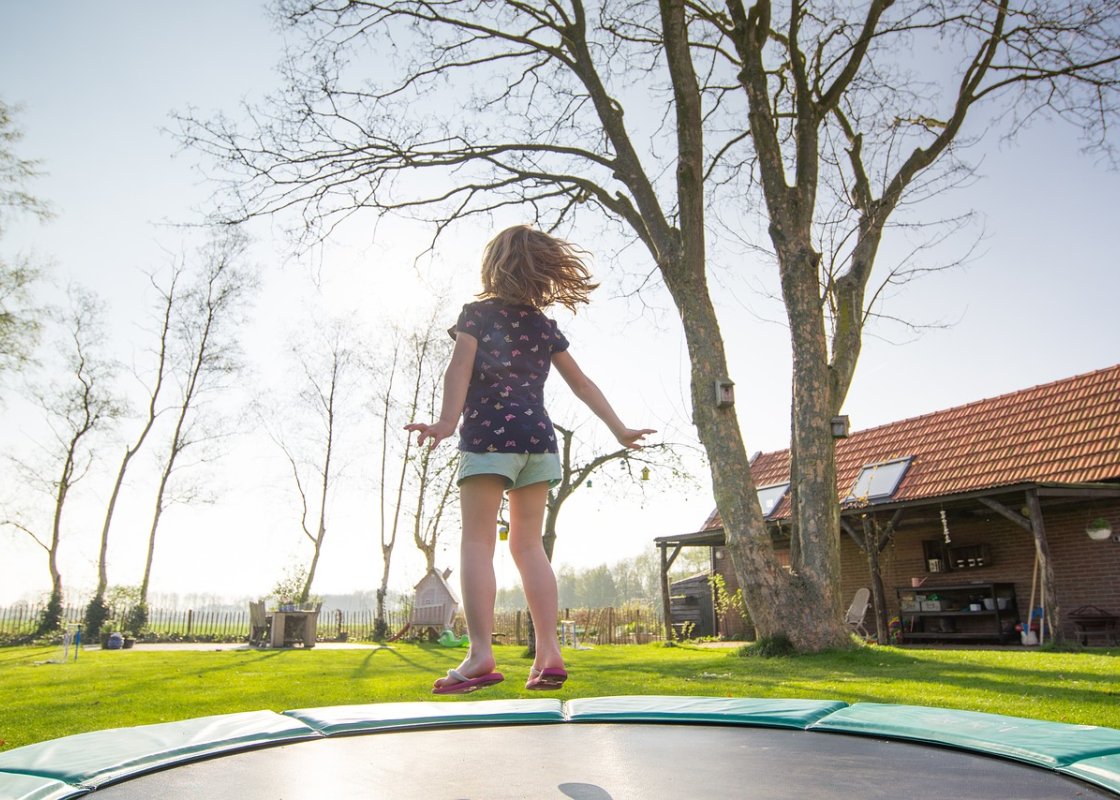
[458,451,562,490]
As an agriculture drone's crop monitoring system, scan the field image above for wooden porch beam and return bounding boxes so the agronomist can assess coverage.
[1035,486,1120,499]
[840,519,863,549]
[978,497,1034,532]
[877,509,904,552]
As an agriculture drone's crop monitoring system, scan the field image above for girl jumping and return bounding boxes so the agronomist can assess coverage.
[405,225,654,694]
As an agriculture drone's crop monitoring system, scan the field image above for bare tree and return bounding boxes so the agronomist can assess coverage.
[0,100,50,382]
[371,337,406,638]
[409,411,460,573]
[181,0,1120,649]
[274,323,355,605]
[2,286,121,634]
[406,327,460,574]
[136,231,253,620]
[547,423,695,561]
[370,320,459,638]
[84,267,179,638]
[842,510,901,644]
[523,421,693,653]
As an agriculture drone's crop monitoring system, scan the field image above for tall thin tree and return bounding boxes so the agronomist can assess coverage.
[84,267,179,638]
[277,326,354,604]
[3,287,121,634]
[136,231,252,622]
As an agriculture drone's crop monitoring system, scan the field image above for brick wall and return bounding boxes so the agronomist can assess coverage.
[711,498,1118,643]
[839,499,1120,641]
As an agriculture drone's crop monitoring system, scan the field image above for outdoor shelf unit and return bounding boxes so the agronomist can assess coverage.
[921,540,993,573]
[897,582,1019,643]
[947,543,993,571]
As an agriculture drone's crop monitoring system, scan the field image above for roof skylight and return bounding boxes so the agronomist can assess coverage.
[846,457,912,503]
[757,482,790,517]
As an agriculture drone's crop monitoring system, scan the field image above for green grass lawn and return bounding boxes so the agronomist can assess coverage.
[1,642,1116,752]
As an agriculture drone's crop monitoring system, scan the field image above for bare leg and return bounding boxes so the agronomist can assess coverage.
[507,481,564,674]
[433,473,505,689]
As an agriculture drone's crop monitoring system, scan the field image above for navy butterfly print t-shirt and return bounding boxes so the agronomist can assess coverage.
[453,299,569,453]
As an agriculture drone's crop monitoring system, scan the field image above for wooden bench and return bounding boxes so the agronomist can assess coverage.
[1070,606,1118,646]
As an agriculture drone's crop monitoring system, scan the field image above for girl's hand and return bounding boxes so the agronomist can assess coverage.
[617,428,657,450]
[404,420,456,449]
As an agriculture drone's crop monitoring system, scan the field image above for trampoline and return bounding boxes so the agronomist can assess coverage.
[2,696,1119,799]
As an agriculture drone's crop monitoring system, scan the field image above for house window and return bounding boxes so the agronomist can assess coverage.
[846,457,912,502]
[757,482,790,517]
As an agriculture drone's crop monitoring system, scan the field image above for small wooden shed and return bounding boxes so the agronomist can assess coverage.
[409,567,460,634]
[669,573,716,639]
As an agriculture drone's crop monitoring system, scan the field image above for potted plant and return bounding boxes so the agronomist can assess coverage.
[271,564,309,611]
[1087,518,1112,541]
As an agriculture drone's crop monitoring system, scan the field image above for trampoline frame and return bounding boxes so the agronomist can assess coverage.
[1,695,1119,798]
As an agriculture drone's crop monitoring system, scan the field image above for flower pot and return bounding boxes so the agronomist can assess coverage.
[1087,525,1112,541]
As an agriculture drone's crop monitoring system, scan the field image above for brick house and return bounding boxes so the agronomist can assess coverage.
[656,364,1120,644]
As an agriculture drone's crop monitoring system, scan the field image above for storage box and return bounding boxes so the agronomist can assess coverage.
[900,601,921,613]
[920,600,942,612]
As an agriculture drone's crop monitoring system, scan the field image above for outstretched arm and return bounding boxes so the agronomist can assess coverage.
[404,332,477,448]
[551,350,655,449]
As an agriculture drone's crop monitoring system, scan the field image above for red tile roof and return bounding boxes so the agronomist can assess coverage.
[710,364,1120,527]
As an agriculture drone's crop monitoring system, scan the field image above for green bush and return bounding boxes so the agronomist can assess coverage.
[124,603,149,635]
[35,592,63,637]
[738,633,796,658]
[83,596,111,640]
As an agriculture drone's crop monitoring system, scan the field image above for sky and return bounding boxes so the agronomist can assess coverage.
[1,3,1118,609]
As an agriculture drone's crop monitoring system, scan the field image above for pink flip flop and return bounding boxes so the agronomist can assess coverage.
[432,668,505,695]
[525,667,568,690]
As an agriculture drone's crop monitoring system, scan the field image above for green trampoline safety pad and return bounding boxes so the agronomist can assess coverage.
[1061,753,1120,797]
[0,710,319,791]
[565,694,848,729]
[3,697,1120,798]
[0,771,84,800]
[284,698,564,735]
[811,702,1120,770]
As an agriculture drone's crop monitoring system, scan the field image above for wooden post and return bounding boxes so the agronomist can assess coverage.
[1026,489,1061,642]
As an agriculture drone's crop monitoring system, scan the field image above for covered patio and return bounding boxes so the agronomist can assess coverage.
[656,365,1120,644]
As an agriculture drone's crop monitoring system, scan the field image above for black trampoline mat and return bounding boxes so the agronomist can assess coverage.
[91,723,1116,799]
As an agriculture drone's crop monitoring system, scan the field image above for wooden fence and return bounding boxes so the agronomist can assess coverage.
[0,603,664,645]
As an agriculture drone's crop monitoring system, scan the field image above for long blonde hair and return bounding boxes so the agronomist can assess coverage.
[479,225,598,311]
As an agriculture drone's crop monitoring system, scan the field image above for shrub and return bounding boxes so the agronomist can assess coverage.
[35,592,63,637]
[738,633,796,658]
[124,603,149,635]
[83,596,111,640]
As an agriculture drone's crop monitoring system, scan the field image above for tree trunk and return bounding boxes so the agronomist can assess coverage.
[139,469,172,603]
[301,422,334,604]
[95,446,139,600]
[863,524,889,644]
[42,433,78,633]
